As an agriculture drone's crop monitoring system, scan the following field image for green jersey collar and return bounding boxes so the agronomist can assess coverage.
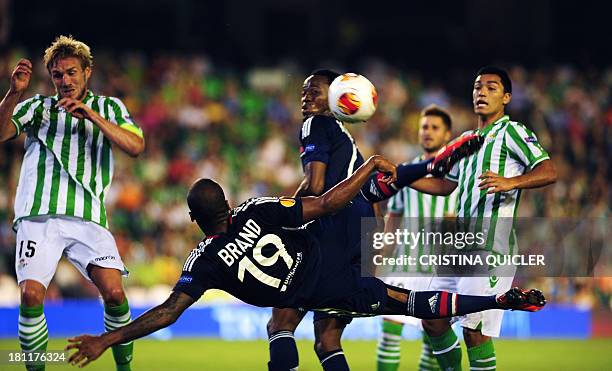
[53,89,94,102]
[478,115,510,136]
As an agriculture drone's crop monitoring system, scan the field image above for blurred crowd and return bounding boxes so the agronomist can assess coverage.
[0,49,609,310]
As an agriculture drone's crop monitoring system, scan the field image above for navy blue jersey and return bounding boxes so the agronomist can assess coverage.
[299,115,365,193]
[174,197,320,308]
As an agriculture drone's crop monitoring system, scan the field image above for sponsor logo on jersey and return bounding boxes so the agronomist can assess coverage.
[280,198,296,208]
[178,275,193,283]
[524,136,537,143]
[429,293,439,313]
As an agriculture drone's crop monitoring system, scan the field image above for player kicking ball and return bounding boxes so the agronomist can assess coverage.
[65,153,545,368]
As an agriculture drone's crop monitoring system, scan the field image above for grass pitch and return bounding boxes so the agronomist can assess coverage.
[0,338,610,370]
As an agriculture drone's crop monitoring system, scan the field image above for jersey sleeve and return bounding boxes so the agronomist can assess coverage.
[444,130,473,182]
[107,97,144,138]
[11,96,42,138]
[387,189,405,215]
[445,162,460,182]
[505,123,550,170]
[254,197,305,228]
[173,251,215,300]
[300,116,333,165]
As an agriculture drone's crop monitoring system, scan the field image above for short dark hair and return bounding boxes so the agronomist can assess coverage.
[476,66,512,94]
[187,178,228,228]
[311,69,340,85]
[421,104,452,130]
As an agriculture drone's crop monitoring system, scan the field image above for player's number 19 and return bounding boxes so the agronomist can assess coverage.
[237,234,294,291]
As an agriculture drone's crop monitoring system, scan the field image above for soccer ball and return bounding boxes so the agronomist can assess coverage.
[328,73,378,123]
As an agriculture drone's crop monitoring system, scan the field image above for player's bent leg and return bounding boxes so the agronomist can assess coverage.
[20,280,45,307]
[267,308,305,371]
[314,317,349,371]
[422,319,461,371]
[19,280,48,371]
[377,319,403,371]
[463,328,496,371]
[89,266,133,371]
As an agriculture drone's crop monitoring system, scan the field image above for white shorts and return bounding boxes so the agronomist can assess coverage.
[383,276,433,326]
[15,216,127,288]
[428,275,514,337]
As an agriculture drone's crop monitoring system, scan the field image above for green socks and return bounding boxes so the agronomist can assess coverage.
[429,328,462,370]
[19,304,48,371]
[419,331,441,371]
[104,300,134,371]
[377,320,403,371]
[467,339,496,371]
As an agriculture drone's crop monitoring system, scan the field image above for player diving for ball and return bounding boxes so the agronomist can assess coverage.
[65,152,546,368]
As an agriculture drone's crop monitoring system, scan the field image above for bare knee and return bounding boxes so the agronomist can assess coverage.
[267,308,302,336]
[100,287,126,306]
[422,318,451,337]
[20,281,46,307]
[463,327,489,347]
[314,333,342,355]
[314,319,344,356]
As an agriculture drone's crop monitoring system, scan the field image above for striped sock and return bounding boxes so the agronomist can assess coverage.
[467,339,496,371]
[268,330,299,371]
[104,300,133,371]
[419,331,441,371]
[19,304,48,371]
[376,320,402,371]
[319,348,349,371]
[405,291,497,319]
[429,328,462,371]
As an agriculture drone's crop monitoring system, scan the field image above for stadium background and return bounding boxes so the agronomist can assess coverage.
[0,1,610,369]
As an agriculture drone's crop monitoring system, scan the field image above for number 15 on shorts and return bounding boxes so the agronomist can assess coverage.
[18,240,37,258]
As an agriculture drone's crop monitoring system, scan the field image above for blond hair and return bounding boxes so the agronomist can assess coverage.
[43,35,93,71]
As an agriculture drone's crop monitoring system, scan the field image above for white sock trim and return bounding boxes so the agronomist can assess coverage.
[432,339,460,355]
[320,351,344,365]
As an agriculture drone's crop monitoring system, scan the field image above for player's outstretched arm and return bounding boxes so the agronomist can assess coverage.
[360,133,482,202]
[0,59,32,142]
[66,291,195,368]
[301,155,397,222]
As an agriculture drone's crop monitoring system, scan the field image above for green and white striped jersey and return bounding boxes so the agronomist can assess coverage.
[11,90,143,228]
[445,115,549,254]
[388,156,458,218]
[387,156,458,273]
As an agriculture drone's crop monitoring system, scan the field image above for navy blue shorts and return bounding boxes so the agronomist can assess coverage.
[309,271,388,319]
[307,197,374,323]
